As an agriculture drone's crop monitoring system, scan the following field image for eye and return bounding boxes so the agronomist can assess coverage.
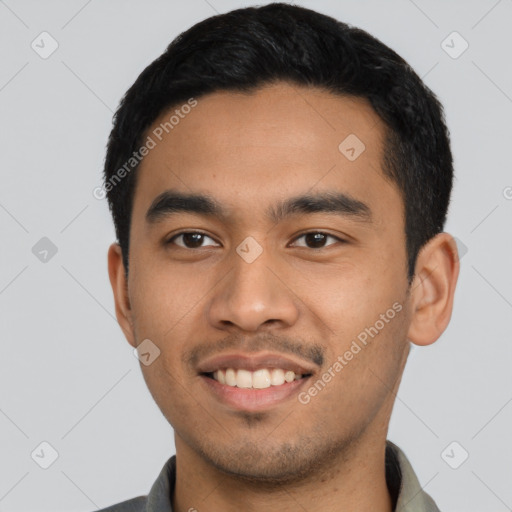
[165,230,345,250]
[166,231,220,249]
[290,231,345,249]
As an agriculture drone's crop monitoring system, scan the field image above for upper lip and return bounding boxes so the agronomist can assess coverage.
[196,351,317,376]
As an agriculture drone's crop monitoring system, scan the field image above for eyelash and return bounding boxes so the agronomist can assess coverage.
[165,230,346,250]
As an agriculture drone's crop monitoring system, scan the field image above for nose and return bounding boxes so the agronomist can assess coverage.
[206,246,300,332]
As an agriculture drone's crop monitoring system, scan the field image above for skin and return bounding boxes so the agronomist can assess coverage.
[108,81,459,512]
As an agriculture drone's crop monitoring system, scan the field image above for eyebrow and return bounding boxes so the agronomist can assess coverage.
[145,189,372,225]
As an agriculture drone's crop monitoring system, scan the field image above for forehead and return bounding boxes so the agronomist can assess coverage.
[132,82,397,226]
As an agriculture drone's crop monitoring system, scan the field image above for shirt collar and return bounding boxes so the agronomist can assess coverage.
[143,440,440,512]
[386,440,441,512]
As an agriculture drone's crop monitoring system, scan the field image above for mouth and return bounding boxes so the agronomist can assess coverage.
[203,367,310,389]
[196,352,316,411]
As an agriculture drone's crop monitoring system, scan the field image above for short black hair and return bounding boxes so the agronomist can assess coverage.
[103,2,453,283]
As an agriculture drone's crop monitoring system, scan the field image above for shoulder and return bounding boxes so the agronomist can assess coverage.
[96,496,147,512]
[94,455,176,512]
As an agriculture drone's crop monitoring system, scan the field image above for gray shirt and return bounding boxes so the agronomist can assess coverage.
[97,440,440,512]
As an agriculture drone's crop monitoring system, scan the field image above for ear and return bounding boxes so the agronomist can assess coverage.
[107,242,136,347]
[407,232,460,346]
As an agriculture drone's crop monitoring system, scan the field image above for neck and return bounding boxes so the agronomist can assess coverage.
[172,429,394,512]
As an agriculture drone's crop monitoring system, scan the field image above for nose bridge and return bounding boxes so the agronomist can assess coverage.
[231,246,276,301]
[207,238,299,331]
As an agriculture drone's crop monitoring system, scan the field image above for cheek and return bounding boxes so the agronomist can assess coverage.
[292,314,408,447]
[138,358,201,435]
[129,259,213,339]
[296,258,405,339]
[298,257,409,397]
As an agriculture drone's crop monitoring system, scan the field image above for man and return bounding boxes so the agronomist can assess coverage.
[101,3,459,511]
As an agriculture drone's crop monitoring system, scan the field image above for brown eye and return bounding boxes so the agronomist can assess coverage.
[291,232,344,249]
[167,232,219,249]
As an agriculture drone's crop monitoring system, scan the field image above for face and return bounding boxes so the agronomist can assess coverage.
[115,82,415,482]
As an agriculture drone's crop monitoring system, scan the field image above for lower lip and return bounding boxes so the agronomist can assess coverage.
[199,375,309,412]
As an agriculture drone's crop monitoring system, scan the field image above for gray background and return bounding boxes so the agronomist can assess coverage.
[1,0,511,510]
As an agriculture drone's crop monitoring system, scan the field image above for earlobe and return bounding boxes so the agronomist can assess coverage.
[407,233,460,347]
[107,242,136,347]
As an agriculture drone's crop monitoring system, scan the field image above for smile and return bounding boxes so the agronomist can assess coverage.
[208,368,308,389]
[196,351,317,411]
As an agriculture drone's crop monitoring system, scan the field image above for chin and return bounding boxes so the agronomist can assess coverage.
[195,436,339,486]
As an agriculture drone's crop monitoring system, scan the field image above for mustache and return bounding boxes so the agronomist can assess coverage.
[183,332,325,369]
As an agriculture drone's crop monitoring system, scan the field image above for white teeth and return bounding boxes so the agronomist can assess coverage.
[270,368,285,386]
[212,368,304,388]
[225,368,237,386]
[252,369,271,389]
[284,371,295,383]
[236,369,253,388]
[216,369,226,385]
